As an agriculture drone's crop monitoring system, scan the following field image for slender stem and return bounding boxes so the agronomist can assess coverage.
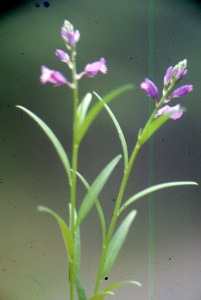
[70,50,79,235]
[94,85,176,294]
[70,51,79,300]
[94,141,141,294]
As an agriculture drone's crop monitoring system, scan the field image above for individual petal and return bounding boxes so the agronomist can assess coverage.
[140,78,158,99]
[154,104,183,120]
[164,66,172,87]
[40,65,68,86]
[170,85,193,98]
[84,58,107,77]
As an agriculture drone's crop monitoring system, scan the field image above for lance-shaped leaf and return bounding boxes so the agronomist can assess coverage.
[16,106,71,184]
[88,292,114,300]
[101,210,137,278]
[77,84,134,143]
[138,107,185,147]
[77,93,92,127]
[93,91,128,169]
[103,280,141,294]
[37,206,74,262]
[75,277,87,300]
[119,181,198,215]
[76,155,122,229]
[69,204,81,281]
[76,170,106,244]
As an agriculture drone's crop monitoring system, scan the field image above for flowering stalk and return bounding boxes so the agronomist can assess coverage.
[94,59,193,294]
[20,20,196,300]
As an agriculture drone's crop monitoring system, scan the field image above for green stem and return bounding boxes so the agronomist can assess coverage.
[94,84,176,294]
[70,52,79,300]
[94,141,141,294]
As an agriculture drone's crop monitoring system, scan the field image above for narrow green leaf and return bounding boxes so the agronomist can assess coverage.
[37,206,74,261]
[69,204,81,280]
[77,84,134,143]
[88,292,114,300]
[75,277,87,300]
[76,155,121,228]
[138,107,185,146]
[77,93,92,127]
[119,181,198,214]
[16,106,71,184]
[76,170,106,244]
[104,280,142,293]
[101,210,137,278]
[93,91,128,169]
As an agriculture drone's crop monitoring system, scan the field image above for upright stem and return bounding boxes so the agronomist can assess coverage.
[70,53,79,300]
[94,87,174,294]
[71,58,79,239]
[94,141,141,294]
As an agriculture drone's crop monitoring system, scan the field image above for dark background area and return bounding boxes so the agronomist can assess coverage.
[0,0,201,299]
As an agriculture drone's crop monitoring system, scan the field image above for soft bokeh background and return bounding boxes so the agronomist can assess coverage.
[0,0,201,299]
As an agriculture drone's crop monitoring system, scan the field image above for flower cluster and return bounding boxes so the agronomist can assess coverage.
[40,20,107,88]
[140,60,193,120]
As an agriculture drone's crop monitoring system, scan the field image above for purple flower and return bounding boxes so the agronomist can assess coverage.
[140,78,158,99]
[61,20,80,50]
[154,104,183,120]
[169,85,193,98]
[55,49,72,69]
[164,66,172,87]
[84,58,107,77]
[40,65,68,86]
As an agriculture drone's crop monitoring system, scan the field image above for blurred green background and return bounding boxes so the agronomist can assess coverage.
[0,0,201,299]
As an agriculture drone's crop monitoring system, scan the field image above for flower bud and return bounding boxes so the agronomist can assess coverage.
[140,78,158,100]
[170,85,193,98]
[61,20,80,51]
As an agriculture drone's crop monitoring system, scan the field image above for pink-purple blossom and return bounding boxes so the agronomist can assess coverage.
[140,78,158,99]
[154,104,183,120]
[84,58,107,78]
[170,85,193,98]
[40,65,68,86]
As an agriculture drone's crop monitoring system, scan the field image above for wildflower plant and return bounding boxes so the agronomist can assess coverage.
[16,20,197,300]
